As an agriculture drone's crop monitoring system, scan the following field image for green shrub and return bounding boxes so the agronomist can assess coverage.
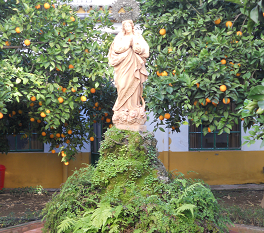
[42,127,231,232]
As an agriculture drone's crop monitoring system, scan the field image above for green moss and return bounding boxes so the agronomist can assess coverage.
[42,126,232,233]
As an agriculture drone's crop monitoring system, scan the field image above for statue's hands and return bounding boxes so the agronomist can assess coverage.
[133,43,141,54]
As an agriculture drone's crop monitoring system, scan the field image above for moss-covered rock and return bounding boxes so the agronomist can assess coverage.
[42,127,231,233]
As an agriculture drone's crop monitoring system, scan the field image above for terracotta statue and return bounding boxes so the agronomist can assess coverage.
[108,20,149,131]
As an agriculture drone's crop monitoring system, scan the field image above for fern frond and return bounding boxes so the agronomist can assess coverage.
[175,204,196,217]
[57,217,76,233]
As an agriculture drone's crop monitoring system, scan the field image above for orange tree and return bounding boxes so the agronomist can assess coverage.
[138,0,264,136]
[0,0,116,162]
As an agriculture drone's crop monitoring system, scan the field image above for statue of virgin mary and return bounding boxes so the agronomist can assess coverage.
[108,20,149,131]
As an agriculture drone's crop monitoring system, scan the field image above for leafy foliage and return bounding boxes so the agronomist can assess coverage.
[42,127,231,232]
[139,0,264,137]
[0,0,117,159]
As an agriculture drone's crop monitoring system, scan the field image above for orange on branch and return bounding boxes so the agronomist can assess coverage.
[56,145,59,148]
[159,28,166,35]
[44,3,50,9]
[41,132,46,136]
[164,113,170,119]
[39,101,42,106]
[90,88,96,93]
[30,118,35,122]
[52,4,55,8]
[225,21,232,27]
[71,87,76,92]
[35,4,41,9]
[66,139,70,144]
[208,127,212,133]
[15,27,20,33]
[214,18,221,25]
[51,150,55,154]
[37,119,41,123]
[159,115,164,121]
[106,118,111,123]
[58,97,64,103]
[90,137,94,142]
[194,100,198,106]
[223,98,230,104]
[5,41,10,46]
[18,110,23,114]
[84,49,89,53]
[196,83,199,88]
[221,59,226,65]
[56,133,60,138]
[61,133,65,138]
[206,98,211,103]
[40,112,46,118]
[109,124,113,128]
[0,112,4,119]
[236,31,242,36]
[81,96,87,102]
[64,162,69,166]
[161,71,168,76]
[236,73,241,76]
[62,88,67,93]
[70,16,75,21]
[68,129,72,135]
[220,85,227,92]
[24,39,30,46]
[46,109,50,114]
[31,96,36,101]
[50,134,54,139]
[104,113,108,117]
[95,102,99,107]
[18,123,22,126]
[69,64,74,69]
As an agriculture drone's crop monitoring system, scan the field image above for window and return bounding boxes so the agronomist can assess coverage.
[189,121,241,151]
[7,133,44,152]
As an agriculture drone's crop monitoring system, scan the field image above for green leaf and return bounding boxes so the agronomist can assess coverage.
[159,127,165,132]
[250,5,260,23]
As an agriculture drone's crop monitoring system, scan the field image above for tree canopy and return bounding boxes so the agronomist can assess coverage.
[0,0,117,162]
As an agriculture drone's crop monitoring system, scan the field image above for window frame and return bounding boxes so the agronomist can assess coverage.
[188,120,241,151]
[8,133,44,152]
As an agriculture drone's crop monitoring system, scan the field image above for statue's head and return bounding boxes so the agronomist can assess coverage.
[122,20,135,35]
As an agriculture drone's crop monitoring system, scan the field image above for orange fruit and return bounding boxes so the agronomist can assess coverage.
[40,112,46,118]
[90,137,94,141]
[68,38,71,42]
[52,4,55,8]
[109,124,113,128]
[46,109,50,114]
[24,39,30,46]
[90,88,96,93]
[61,151,66,157]
[221,59,226,65]
[5,41,11,46]
[62,88,67,93]
[98,107,101,110]
[39,101,42,106]
[172,70,176,75]
[159,28,166,35]
[104,113,108,117]
[206,98,211,103]
[214,18,221,25]
[12,111,16,115]
[51,149,55,153]
[31,96,36,101]
[225,21,232,27]
[201,102,208,106]
[15,27,20,33]
[208,127,211,133]
[58,97,64,103]
[157,71,161,76]
[236,31,242,36]
[229,62,234,66]
[93,120,97,123]
[39,30,43,34]
[50,134,54,139]
[64,162,69,166]
[68,129,72,134]
[70,16,75,21]
[18,123,22,126]
[61,133,65,138]
[56,67,60,71]
[84,49,89,53]
[106,118,111,123]
[37,119,41,123]
[41,132,46,136]
[196,83,200,88]
[162,71,168,76]
[63,22,66,26]
[44,3,50,9]
[236,73,241,76]
[172,126,175,130]
[56,133,60,138]
[9,114,12,117]
[71,87,76,92]
[212,101,218,107]
[169,83,172,86]
[101,116,104,121]
[164,113,170,119]
[237,63,241,67]
[220,85,227,92]
[194,100,198,106]
[66,139,70,144]
[56,145,59,148]
[18,110,23,114]
[168,48,172,53]
[95,102,99,107]
[35,4,41,9]
[81,96,87,102]
[64,122,68,126]
[159,115,164,121]
[241,118,244,121]
[30,118,35,122]
[69,64,74,69]
[223,98,230,104]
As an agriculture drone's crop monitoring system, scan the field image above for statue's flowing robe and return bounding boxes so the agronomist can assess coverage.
[108,32,149,112]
